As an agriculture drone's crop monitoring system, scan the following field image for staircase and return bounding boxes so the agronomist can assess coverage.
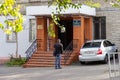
[23,39,78,68]
[23,51,78,67]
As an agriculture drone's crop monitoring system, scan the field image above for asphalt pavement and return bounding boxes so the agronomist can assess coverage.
[0,62,114,80]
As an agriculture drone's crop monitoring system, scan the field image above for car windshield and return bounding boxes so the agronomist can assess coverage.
[82,42,101,48]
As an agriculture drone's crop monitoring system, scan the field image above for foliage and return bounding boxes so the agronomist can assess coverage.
[109,0,120,8]
[0,0,24,34]
[6,58,26,66]
[104,0,120,7]
[48,23,55,37]
[84,0,101,8]
[0,0,24,57]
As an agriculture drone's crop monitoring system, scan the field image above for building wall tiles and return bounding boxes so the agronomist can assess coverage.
[96,10,120,49]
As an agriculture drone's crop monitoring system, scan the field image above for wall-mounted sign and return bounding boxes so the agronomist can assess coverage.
[73,20,81,26]
[37,25,43,29]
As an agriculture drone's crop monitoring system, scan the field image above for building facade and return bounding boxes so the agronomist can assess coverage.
[74,0,120,49]
[1,0,120,65]
[18,0,120,50]
[0,16,36,56]
[95,1,120,50]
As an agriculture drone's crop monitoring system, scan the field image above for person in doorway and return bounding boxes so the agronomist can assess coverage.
[53,39,63,69]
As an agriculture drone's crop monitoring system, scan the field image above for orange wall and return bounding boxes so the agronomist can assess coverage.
[36,17,47,51]
[84,17,93,42]
[49,19,56,51]
[36,16,93,51]
[73,16,92,50]
[73,16,83,50]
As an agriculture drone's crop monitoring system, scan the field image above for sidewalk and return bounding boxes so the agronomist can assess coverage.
[0,63,110,80]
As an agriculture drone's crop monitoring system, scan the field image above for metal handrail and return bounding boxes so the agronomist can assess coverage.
[25,39,37,60]
[25,39,78,64]
[64,39,78,65]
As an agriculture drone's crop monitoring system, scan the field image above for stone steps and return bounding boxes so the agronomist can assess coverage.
[23,51,77,68]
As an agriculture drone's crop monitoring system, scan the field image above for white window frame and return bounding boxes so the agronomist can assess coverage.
[6,32,16,43]
[29,19,36,42]
[6,19,16,43]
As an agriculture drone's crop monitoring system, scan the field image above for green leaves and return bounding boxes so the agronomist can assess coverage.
[84,0,101,8]
[0,0,24,34]
[110,1,120,8]
[103,0,120,8]
[0,23,4,29]
[48,23,55,37]
[4,29,12,34]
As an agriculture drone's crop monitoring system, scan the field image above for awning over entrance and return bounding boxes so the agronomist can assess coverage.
[26,5,96,16]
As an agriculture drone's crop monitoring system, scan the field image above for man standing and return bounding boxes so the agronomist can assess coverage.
[53,39,63,69]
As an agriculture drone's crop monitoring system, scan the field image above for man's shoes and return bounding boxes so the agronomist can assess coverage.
[55,67,62,69]
[58,67,62,69]
[55,67,57,69]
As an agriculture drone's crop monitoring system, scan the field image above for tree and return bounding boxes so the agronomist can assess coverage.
[0,0,24,58]
[108,0,120,7]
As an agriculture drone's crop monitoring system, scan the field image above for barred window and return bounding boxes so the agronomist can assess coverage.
[6,32,16,43]
[6,19,16,43]
[93,17,106,39]
[29,19,36,42]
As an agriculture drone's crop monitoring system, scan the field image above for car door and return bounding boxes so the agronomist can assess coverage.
[103,41,110,54]
[103,40,112,56]
[105,40,115,55]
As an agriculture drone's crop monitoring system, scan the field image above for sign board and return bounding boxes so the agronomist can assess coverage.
[73,20,81,26]
[37,25,43,29]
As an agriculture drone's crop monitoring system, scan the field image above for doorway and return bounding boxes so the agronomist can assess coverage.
[58,20,73,50]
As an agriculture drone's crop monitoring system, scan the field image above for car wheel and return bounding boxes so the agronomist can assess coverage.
[115,49,118,58]
[103,55,108,64]
[80,61,85,65]
[115,54,118,58]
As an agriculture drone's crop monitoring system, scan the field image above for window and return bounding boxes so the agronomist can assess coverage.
[6,19,16,43]
[83,42,101,48]
[93,17,106,39]
[103,40,113,47]
[6,32,16,43]
[106,41,113,46]
[103,41,107,47]
[29,19,36,42]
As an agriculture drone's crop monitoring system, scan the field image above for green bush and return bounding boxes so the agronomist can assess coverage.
[6,58,26,67]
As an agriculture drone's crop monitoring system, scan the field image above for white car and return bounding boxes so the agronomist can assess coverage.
[78,40,118,64]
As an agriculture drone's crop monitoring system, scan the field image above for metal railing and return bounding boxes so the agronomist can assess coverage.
[64,39,78,65]
[25,40,37,60]
[25,39,54,60]
[108,51,120,80]
[25,39,78,64]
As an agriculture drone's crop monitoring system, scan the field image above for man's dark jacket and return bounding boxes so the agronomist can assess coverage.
[53,43,63,56]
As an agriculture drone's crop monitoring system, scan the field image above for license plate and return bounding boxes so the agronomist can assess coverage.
[84,51,95,55]
[85,51,93,54]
